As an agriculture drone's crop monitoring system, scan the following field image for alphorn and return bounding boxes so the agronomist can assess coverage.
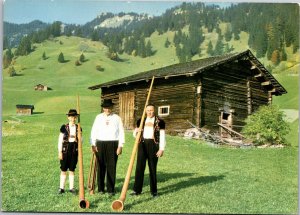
[87,152,97,194]
[76,95,90,209]
[111,76,155,212]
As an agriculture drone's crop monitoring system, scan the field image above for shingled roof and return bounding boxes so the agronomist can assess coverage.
[88,49,287,95]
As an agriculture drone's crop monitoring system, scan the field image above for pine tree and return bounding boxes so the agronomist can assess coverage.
[207,41,214,56]
[79,53,85,62]
[271,50,280,65]
[214,36,224,56]
[145,40,153,57]
[58,52,65,63]
[91,29,100,41]
[15,36,32,56]
[224,25,232,42]
[42,51,47,60]
[3,49,14,68]
[164,38,171,48]
[138,38,146,58]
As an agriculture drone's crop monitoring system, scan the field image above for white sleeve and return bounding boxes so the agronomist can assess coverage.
[90,116,98,146]
[118,117,125,147]
[58,133,64,152]
[159,130,166,151]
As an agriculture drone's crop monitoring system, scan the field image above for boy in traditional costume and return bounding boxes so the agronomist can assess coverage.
[57,109,81,194]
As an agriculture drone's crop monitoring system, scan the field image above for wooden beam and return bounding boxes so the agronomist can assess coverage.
[261,81,271,86]
[268,88,276,93]
[254,73,263,78]
[217,123,245,138]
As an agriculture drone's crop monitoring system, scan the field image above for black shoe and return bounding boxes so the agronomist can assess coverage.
[58,188,65,194]
[130,191,141,196]
[69,189,76,194]
[152,192,158,198]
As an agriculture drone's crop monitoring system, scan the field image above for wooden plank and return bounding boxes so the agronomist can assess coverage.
[261,81,271,86]
[217,123,245,138]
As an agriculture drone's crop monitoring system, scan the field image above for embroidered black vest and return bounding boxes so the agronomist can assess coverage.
[60,124,79,143]
[137,116,165,144]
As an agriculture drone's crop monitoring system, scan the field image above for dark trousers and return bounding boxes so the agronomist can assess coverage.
[60,142,78,171]
[133,139,159,194]
[95,140,118,193]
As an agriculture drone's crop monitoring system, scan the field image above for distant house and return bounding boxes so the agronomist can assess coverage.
[88,50,287,135]
[16,105,34,115]
[34,84,48,91]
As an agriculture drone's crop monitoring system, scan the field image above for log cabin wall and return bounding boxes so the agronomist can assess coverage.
[201,60,269,132]
[101,76,197,133]
[134,76,196,134]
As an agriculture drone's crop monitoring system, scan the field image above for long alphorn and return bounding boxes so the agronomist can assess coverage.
[77,95,90,209]
[87,152,97,194]
[111,76,155,212]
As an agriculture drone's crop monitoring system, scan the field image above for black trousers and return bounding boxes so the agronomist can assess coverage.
[60,142,78,171]
[95,140,118,193]
[133,139,159,194]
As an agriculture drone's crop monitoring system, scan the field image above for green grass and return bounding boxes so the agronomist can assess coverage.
[1,116,298,213]
[2,34,299,213]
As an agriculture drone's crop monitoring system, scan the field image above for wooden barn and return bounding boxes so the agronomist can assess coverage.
[16,105,34,115]
[88,50,287,135]
[34,84,48,91]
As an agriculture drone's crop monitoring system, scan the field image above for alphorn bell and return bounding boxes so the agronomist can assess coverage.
[76,95,90,209]
[111,76,155,212]
[87,152,97,194]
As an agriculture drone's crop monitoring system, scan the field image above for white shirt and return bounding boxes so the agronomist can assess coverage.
[90,113,125,147]
[143,117,155,139]
[133,117,166,151]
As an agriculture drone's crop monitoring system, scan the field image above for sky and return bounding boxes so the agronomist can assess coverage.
[2,0,297,25]
[3,0,182,25]
[2,0,242,25]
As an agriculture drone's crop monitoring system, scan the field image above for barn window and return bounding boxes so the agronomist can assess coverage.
[222,112,230,120]
[158,106,170,116]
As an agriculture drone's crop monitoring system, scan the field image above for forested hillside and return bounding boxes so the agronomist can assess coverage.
[3,2,299,73]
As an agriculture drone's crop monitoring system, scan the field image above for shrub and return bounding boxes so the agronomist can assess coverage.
[96,65,104,71]
[8,66,16,77]
[242,105,290,145]
[106,51,120,61]
[75,60,81,66]
[79,53,85,62]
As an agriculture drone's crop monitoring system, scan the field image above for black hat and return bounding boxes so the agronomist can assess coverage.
[101,99,114,108]
[66,109,79,116]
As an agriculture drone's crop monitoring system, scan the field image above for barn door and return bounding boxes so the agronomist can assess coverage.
[119,91,135,130]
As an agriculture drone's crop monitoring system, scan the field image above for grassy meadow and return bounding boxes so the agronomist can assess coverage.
[1,34,299,214]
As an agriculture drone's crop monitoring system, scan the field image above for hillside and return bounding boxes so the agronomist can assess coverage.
[3,27,299,117]
[2,33,179,116]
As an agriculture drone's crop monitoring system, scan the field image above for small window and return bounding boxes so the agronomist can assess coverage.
[158,105,170,116]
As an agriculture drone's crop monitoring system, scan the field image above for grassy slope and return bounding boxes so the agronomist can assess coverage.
[1,31,299,213]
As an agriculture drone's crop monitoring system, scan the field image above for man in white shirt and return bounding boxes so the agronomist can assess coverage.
[131,104,166,198]
[90,99,125,195]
